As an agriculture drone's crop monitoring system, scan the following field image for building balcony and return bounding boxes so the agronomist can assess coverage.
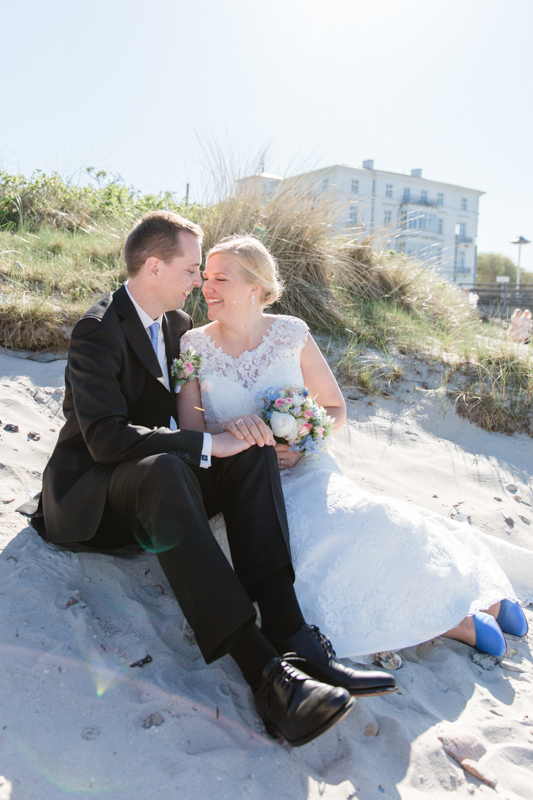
[400,195,440,207]
[456,235,473,244]
[397,229,442,239]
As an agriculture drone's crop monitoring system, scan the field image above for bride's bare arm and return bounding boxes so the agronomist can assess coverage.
[176,380,206,432]
[300,334,347,433]
[276,332,347,471]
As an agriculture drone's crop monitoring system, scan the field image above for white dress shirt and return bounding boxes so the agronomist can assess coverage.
[124,283,211,467]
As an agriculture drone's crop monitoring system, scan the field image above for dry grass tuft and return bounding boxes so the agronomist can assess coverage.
[454,393,532,436]
[341,238,475,330]
[185,178,354,329]
[448,349,533,435]
[0,293,81,351]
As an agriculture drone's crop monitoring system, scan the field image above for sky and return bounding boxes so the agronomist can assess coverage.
[1,0,532,269]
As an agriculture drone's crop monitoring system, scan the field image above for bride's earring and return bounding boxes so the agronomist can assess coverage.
[251,293,256,305]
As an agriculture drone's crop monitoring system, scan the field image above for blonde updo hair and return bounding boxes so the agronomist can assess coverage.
[206,235,284,307]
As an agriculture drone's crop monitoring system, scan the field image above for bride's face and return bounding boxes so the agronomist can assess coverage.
[202,253,258,321]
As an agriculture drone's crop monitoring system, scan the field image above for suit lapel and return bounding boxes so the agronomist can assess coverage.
[163,307,194,385]
[113,285,168,390]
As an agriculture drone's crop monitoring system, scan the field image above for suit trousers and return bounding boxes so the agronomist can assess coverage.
[88,444,292,663]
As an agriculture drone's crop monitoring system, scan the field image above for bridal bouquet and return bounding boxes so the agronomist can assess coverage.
[256,385,334,454]
[170,348,202,393]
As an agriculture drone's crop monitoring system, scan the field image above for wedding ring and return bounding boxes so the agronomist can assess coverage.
[280,459,284,465]
[236,418,243,425]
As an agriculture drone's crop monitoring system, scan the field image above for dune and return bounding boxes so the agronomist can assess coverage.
[1,346,532,800]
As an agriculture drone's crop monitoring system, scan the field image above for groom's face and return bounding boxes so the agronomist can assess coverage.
[157,231,203,310]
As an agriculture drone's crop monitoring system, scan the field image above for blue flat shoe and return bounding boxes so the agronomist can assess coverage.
[496,599,528,637]
[473,612,507,656]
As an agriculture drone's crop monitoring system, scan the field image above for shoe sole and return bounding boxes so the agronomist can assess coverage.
[266,696,356,747]
[282,657,399,699]
[350,685,398,697]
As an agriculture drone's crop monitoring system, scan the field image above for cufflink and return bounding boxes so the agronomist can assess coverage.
[201,454,208,462]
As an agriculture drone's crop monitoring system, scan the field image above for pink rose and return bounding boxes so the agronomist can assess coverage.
[303,409,313,419]
[298,422,311,436]
[314,426,324,437]
[274,398,286,408]
[185,362,194,374]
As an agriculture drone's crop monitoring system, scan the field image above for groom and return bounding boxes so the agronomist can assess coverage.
[32,210,395,746]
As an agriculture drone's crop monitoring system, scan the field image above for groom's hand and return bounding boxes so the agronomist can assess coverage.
[211,431,253,458]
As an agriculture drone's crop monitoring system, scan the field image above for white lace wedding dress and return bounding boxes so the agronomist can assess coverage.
[181,316,533,659]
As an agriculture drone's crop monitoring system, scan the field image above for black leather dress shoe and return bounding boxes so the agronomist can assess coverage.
[266,624,398,697]
[253,657,355,747]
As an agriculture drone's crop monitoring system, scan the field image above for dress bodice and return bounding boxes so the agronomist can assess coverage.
[180,315,309,429]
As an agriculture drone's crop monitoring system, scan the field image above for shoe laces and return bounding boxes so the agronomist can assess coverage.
[308,625,336,659]
[276,660,303,687]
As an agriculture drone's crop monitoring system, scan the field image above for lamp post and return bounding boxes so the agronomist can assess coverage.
[510,236,530,291]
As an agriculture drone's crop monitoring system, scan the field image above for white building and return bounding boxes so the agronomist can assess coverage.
[239,162,484,284]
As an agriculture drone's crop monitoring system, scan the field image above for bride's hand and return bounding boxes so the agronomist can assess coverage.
[223,414,275,447]
[275,443,302,470]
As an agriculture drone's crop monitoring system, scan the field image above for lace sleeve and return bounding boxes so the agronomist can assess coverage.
[268,315,309,358]
[179,328,202,354]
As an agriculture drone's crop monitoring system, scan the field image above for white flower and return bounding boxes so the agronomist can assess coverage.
[270,411,298,440]
[290,392,306,407]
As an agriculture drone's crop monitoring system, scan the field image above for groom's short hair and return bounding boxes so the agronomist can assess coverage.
[124,210,203,276]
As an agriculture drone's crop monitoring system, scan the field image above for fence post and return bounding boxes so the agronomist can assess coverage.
[503,283,508,319]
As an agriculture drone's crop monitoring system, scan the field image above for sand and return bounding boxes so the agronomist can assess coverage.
[0,346,532,800]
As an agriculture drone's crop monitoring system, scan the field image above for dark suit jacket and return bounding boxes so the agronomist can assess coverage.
[41,284,204,544]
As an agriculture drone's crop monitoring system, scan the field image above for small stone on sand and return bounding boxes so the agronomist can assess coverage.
[364,722,379,736]
[471,653,498,670]
[461,759,497,788]
[438,731,487,763]
[374,651,402,670]
[143,712,164,729]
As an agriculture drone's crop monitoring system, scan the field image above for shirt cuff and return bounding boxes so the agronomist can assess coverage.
[200,432,212,468]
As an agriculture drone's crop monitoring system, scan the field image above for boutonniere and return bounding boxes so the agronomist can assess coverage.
[170,348,202,393]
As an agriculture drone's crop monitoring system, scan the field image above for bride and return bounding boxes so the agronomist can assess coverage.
[177,235,531,660]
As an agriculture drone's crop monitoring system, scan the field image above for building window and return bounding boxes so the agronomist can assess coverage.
[351,179,359,194]
[428,213,437,232]
[386,184,393,198]
[458,222,466,238]
[408,211,417,229]
[418,213,427,230]
[461,197,467,211]
[437,193,444,206]
[457,251,466,271]
[348,206,358,225]
[384,210,392,226]
[421,190,428,203]
[403,188,410,202]
[437,218,443,235]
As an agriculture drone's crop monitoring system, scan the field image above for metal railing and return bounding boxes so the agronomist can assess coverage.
[458,282,533,319]
[400,195,440,207]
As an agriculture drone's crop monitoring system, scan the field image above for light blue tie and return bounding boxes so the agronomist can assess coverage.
[148,321,159,355]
